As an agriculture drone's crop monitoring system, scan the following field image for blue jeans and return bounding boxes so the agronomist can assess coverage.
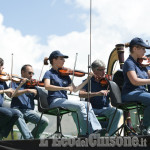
[0,107,19,138]
[122,91,150,129]
[14,108,49,139]
[93,107,122,136]
[50,98,102,135]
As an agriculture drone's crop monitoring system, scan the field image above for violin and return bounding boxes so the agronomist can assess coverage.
[0,72,24,83]
[26,79,44,87]
[95,74,112,86]
[58,67,88,77]
[137,56,150,67]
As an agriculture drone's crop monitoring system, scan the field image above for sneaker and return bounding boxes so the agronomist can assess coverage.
[93,128,107,136]
[146,127,150,135]
[141,126,150,136]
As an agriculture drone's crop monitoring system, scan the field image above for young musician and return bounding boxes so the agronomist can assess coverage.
[0,58,19,140]
[122,37,150,135]
[11,64,49,139]
[79,59,122,136]
[43,50,104,136]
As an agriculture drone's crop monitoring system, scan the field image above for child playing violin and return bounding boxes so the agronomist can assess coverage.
[43,50,104,136]
[122,37,150,135]
[0,58,20,140]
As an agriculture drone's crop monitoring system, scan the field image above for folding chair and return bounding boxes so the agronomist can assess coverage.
[107,80,144,136]
[34,87,80,138]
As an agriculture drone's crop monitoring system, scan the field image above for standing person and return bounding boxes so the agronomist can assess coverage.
[0,58,20,140]
[79,59,122,136]
[11,64,49,139]
[43,50,104,136]
[122,37,150,135]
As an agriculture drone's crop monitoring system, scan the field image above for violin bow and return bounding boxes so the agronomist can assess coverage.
[10,53,13,88]
[11,80,25,98]
[69,53,78,94]
[39,57,48,81]
[37,57,49,85]
[10,53,26,98]
[71,53,78,85]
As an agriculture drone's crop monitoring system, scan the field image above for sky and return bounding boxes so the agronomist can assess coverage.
[1,0,150,88]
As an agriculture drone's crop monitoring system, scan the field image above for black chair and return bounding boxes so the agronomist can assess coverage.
[107,80,144,136]
[34,87,80,138]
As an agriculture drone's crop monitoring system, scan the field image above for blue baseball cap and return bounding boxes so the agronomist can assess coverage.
[49,50,68,60]
[129,37,150,49]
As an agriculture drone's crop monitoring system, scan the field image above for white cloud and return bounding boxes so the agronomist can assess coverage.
[0,13,50,80]
[1,0,150,85]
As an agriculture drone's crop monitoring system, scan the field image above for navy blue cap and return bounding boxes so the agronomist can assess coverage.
[49,50,68,60]
[130,37,150,49]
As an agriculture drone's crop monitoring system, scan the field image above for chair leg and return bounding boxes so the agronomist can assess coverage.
[11,128,14,140]
[110,111,138,136]
[136,104,143,135]
[48,108,64,138]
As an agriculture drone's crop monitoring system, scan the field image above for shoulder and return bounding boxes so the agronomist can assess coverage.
[124,57,136,71]
[44,69,53,76]
[124,57,135,66]
[43,69,54,80]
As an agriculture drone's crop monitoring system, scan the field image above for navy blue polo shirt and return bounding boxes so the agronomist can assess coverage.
[82,77,110,109]
[11,82,35,110]
[0,81,8,107]
[42,68,72,105]
[122,55,149,95]
[147,66,150,92]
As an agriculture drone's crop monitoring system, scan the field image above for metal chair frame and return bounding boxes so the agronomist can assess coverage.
[35,87,80,138]
[107,80,144,136]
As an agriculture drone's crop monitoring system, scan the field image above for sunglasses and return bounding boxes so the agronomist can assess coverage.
[28,72,34,75]
[96,68,106,72]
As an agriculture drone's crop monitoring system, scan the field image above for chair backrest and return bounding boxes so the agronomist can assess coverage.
[35,87,49,112]
[108,80,122,107]
[113,69,124,91]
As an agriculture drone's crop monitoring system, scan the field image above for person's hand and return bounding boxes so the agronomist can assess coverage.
[4,88,15,95]
[20,78,28,85]
[66,86,73,93]
[87,72,94,79]
[97,90,109,96]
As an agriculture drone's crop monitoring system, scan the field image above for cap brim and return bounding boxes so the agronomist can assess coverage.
[58,54,68,58]
[63,56,68,58]
[141,43,150,49]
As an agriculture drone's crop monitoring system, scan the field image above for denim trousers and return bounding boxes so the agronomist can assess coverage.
[93,107,122,136]
[0,107,19,138]
[14,108,49,139]
[122,91,150,129]
[50,98,102,135]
